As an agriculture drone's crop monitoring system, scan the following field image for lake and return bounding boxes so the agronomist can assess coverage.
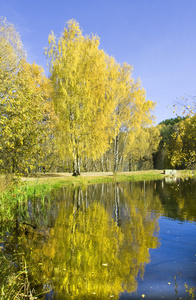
[1,178,196,299]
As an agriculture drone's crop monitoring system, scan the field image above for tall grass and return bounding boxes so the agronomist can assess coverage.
[0,178,52,299]
[0,179,53,232]
[0,250,37,299]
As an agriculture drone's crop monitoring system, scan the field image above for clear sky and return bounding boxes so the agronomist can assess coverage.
[1,0,196,124]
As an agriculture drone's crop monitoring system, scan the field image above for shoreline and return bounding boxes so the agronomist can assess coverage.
[21,169,193,188]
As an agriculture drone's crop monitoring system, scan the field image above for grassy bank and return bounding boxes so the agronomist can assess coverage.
[0,171,164,226]
[1,170,195,227]
[21,169,196,189]
[23,170,165,188]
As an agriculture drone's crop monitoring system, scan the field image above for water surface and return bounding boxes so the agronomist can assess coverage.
[1,178,196,299]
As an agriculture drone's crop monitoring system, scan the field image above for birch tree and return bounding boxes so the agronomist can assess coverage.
[125,126,161,171]
[113,63,156,172]
[0,18,52,173]
[46,20,119,175]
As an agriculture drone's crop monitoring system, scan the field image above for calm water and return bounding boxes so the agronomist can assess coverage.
[1,178,196,299]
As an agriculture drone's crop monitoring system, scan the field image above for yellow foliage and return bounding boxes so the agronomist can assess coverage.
[169,115,196,167]
[46,20,121,174]
[0,18,53,173]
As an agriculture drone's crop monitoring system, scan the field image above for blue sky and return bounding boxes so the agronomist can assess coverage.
[1,0,196,123]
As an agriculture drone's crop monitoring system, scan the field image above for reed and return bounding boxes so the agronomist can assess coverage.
[0,250,38,299]
[0,180,53,230]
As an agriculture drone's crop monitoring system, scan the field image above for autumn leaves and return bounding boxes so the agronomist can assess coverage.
[45,20,155,174]
[0,18,52,174]
[0,18,156,175]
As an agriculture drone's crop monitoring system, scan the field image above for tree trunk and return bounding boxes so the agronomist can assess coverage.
[73,154,77,176]
[101,155,104,172]
[118,132,128,171]
[76,153,80,175]
[105,157,108,172]
[93,161,98,172]
[73,150,81,176]
[83,155,88,172]
[73,159,80,176]
[114,134,119,172]
[129,154,132,171]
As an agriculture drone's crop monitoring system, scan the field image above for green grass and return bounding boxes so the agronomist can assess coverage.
[1,170,195,227]
[0,180,53,229]
[23,170,166,188]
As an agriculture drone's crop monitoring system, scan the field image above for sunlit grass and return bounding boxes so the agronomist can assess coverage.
[0,179,53,230]
[22,170,166,187]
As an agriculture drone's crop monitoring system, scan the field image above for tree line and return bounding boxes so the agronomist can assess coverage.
[0,17,195,175]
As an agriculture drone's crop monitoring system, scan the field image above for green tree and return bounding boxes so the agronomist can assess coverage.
[166,96,196,168]
[169,115,196,168]
[153,117,184,170]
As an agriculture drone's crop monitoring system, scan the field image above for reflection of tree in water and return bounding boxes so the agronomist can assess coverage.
[13,182,162,299]
[156,178,196,222]
[121,181,162,275]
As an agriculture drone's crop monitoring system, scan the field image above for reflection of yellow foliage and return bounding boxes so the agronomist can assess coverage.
[185,283,196,300]
[42,203,126,299]
[17,183,161,299]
